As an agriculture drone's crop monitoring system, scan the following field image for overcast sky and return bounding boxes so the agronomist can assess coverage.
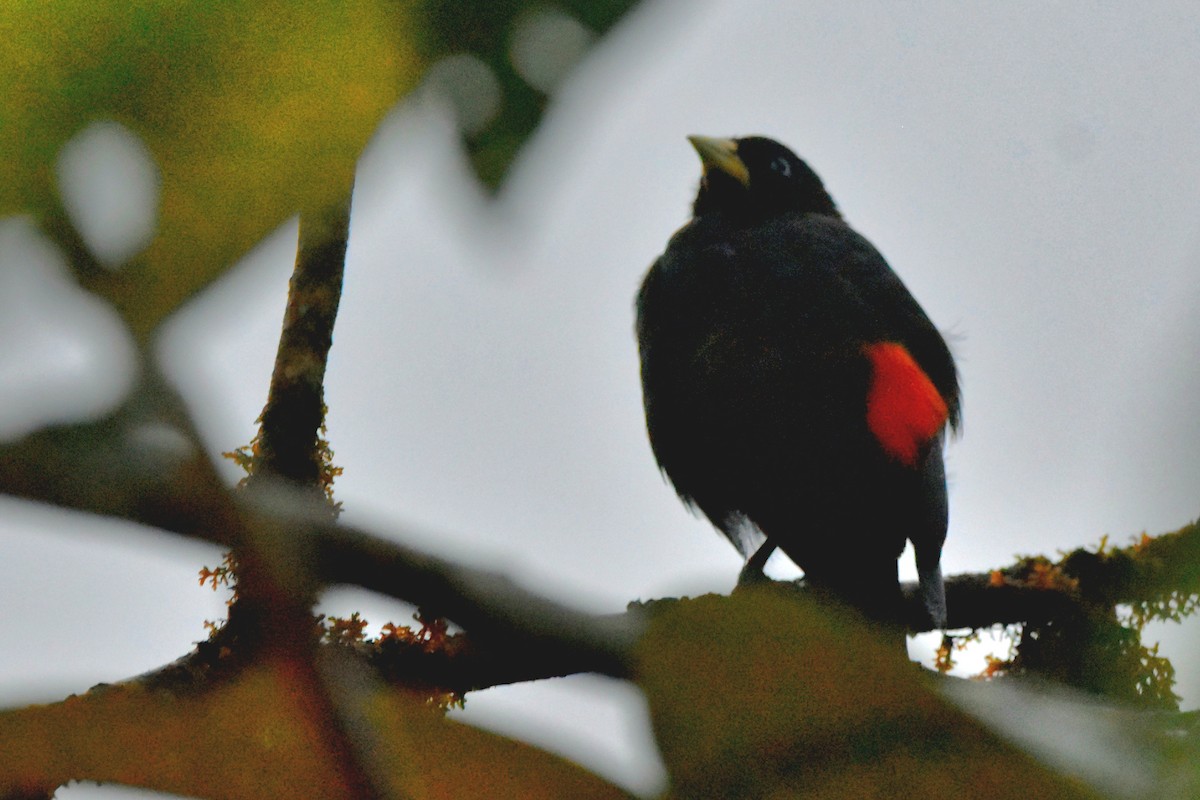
[3,2,1200,797]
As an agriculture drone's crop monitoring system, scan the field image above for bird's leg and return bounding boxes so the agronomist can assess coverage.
[737,541,777,586]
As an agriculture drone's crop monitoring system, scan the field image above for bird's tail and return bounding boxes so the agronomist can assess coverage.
[918,563,948,629]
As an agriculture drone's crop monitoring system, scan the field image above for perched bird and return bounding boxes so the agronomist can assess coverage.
[636,135,959,628]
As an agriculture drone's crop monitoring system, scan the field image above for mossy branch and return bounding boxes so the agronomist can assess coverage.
[240,189,353,512]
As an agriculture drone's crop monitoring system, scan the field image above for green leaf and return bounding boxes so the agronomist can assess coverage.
[0,656,636,799]
[412,0,642,188]
[0,1,417,337]
[0,1,646,334]
[635,590,1103,799]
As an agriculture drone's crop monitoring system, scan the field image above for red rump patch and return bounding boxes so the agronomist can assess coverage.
[863,342,948,466]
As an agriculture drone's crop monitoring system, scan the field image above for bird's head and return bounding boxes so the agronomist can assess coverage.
[688,135,840,220]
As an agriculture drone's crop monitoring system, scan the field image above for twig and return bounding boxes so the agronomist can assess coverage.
[247,190,353,497]
[304,509,640,677]
[0,366,241,547]
[912,572,1082,632]
[232,189,396,800]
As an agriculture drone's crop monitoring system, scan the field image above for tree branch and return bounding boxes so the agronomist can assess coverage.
[0,367,241,547]
[909,571,1081,632]
[247,190,353,495]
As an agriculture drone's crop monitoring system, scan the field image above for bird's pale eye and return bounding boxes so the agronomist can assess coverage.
[769,157,792,178]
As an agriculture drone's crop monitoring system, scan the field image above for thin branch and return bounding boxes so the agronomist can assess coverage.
[0,366,241,547]
[221,486,643,684]
[231,189,397,800]
[247,190,353,495]
[1064,524,1200,605]
[361,621,636,693]
[5,422,1197,687]
[305,512,640,677]
[7,441,1195,696]
[135,601,634,699]
[906,572,1082,632]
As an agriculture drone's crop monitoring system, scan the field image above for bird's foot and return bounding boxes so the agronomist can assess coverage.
[736,542,777,587]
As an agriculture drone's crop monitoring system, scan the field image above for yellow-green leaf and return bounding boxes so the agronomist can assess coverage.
[635,590,1101,799]
[0,1,418,336]
[0,656,634,799]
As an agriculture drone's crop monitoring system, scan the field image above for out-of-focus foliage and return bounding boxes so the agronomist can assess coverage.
[635,590,1111,799]
[6,4,1198,799]
[412,0,640,186]
[0,1,415,337]
[968,525,1200,709]
[0,656,635,799]
[0,0,642,338]
[0,4,656,796]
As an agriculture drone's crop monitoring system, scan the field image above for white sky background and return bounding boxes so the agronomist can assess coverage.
[2,2,1200,797]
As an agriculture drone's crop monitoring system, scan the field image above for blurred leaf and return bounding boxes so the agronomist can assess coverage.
[412,0,642,187]
[0,1,417,338]
[0,1,646,336]
[634,590,1104,799]
[0,656,634,800]
[940,677,1191,800]
[395,704,637,800]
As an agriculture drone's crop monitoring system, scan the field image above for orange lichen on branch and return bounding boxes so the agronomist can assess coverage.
[222,415,342,514]
[199,551,239,592]
[314,421,344,514]
[977,654,1011,681]
[370,614,465,709]
[380,613,456,653]
[1009,557,1080,593]
[322,613,369,646]
[934,637,955,674]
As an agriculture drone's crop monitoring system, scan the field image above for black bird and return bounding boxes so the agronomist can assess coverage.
[636,135,960,628]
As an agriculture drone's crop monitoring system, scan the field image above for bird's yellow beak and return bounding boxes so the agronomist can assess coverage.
[688,135,750,188]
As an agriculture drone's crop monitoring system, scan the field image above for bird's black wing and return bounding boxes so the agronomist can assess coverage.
[765,214,957,626]
[767,214,960,428]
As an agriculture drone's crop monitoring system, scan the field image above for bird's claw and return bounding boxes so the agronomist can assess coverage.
[737,542,777,587]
